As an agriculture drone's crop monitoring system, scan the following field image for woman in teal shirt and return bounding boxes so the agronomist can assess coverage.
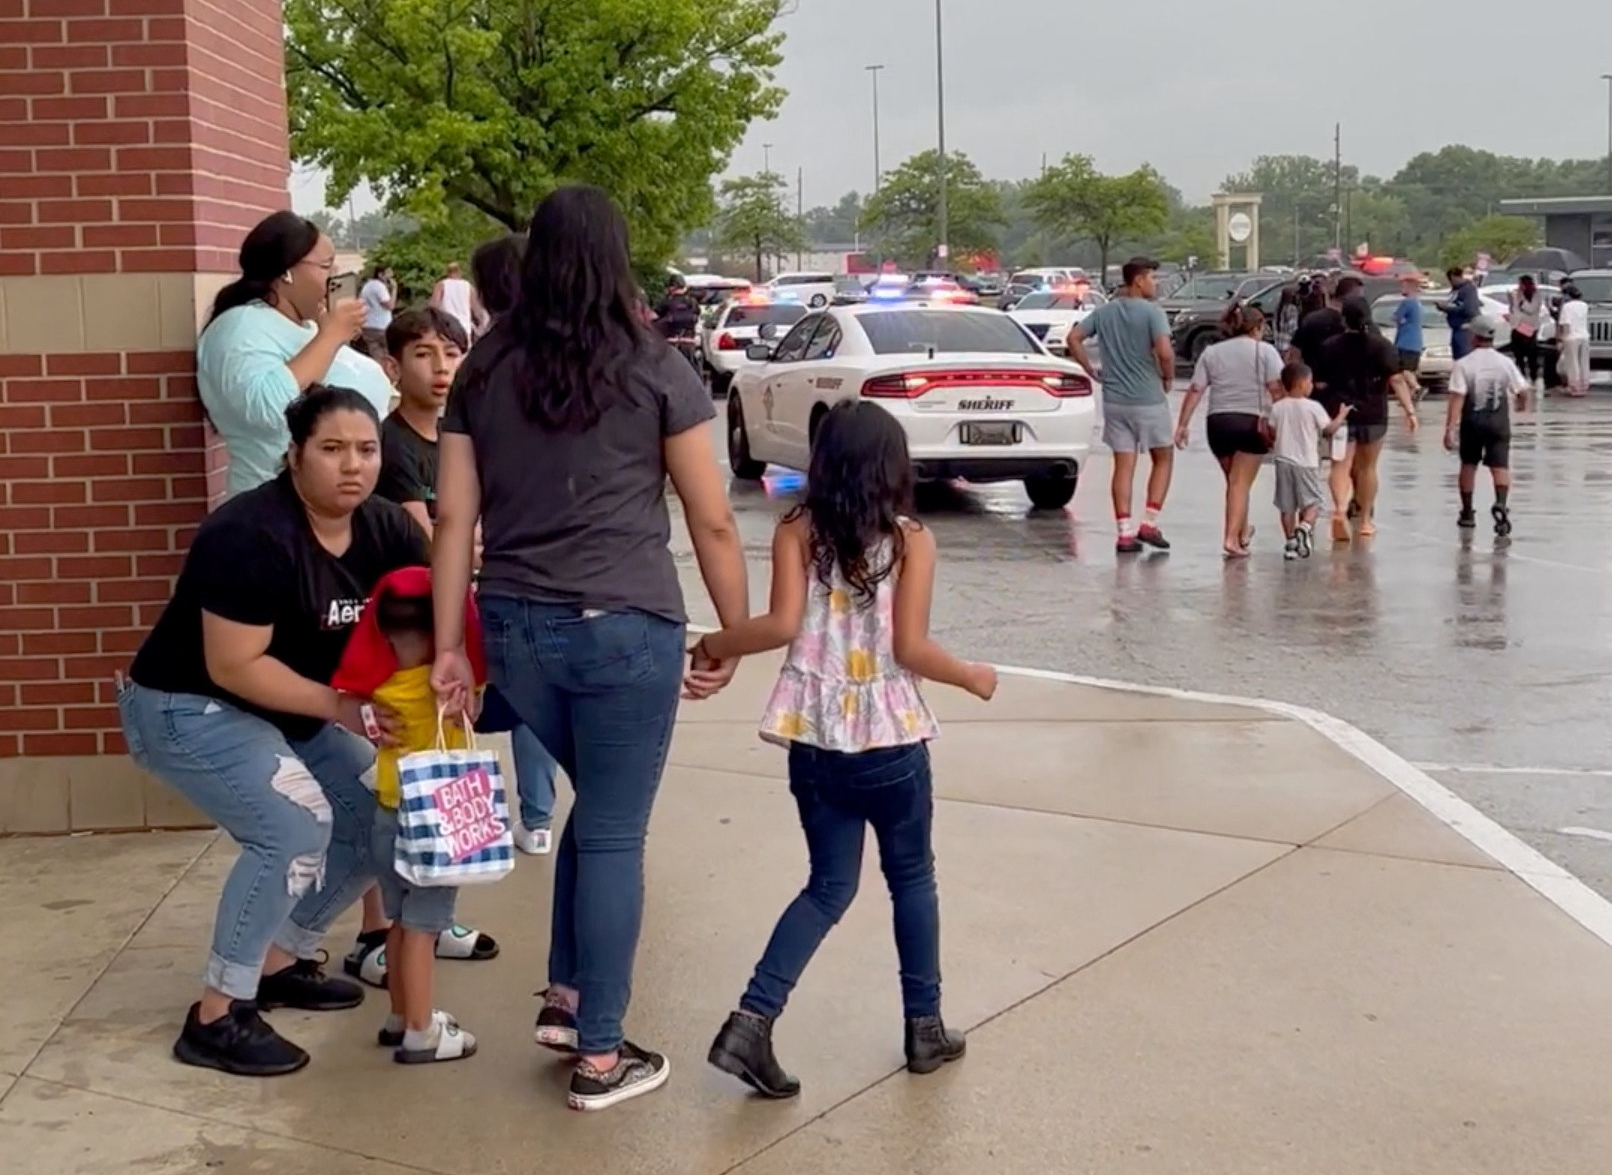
[198,212,394,499]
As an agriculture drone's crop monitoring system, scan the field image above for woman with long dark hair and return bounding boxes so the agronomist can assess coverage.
[470,234,525,322]
[1174,304,1284,557]
[429,185,750,1111]
[198,211,392,498]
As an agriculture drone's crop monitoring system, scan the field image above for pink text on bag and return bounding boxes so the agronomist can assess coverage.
[432,767,505,862]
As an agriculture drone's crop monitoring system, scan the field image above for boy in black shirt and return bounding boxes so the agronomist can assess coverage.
[376,307,469,530]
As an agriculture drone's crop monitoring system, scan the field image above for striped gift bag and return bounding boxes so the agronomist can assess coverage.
[394,718,514,888]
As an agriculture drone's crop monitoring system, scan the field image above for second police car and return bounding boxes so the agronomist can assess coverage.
[726,300,1098,510]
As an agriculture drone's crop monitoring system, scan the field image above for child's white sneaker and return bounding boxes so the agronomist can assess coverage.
[513,825,552,855]
[395,1009,476,1064]
[1284,538,1300,561]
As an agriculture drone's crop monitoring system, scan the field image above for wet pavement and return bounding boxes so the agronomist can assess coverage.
[684,380,1612,899]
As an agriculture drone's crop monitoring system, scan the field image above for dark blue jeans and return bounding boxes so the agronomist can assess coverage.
[478,597,685,1055]
[741,741,941,1021]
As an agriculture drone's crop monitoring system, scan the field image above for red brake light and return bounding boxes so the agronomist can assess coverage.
[718,332,740,351]
[860,369,1092,399]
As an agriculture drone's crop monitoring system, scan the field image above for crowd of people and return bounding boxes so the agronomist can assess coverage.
[1070,258,1541,557]
[119,188,992,1114]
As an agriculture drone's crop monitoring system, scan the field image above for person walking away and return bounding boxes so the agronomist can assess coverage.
[331,568,485,1063]
[1392,273,1425,396]
[1269,363,1350,559]
[1508,275,1545,388]
[1066,256,1175,553]
[697,400,997,1099]
[655,278,703,371]
[1558,284,1591,396]
[1438,267,1482,361]
[198,211,394,499]
[1319,297,1420,540]
[431,262,486,343]
[429,185,750,1112]
[1173,305,1284,558]
[1445,317,1529,537]
[1287,274,1363,539]
[360,265,396,357]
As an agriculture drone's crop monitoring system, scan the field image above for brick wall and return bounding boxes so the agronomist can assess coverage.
[0,0,288,828]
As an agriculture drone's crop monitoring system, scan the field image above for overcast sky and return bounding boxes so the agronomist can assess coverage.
[292,0,1612,216]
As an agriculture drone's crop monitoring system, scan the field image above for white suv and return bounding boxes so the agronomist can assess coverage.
[767,272,838,309]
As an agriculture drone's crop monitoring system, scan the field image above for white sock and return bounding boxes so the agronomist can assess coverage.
[402,1022,439,1051]
[384,1013,404,1036]
[1116,516,1133,537]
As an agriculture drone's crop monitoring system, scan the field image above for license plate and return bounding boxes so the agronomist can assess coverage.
[960,422,1021,445]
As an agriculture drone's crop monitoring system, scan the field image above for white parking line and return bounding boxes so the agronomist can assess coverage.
[1416,762,1612,779]
[1560,827,1612,844]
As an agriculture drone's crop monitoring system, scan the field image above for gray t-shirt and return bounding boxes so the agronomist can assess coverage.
[441,328,715,623]
[1082,295,1170,406]
[1191,336,1283,417]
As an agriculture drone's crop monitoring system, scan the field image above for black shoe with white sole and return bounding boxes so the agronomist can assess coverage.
[535,992,579,1054]
[173,1001,309,1077]
[1457,509,1477,530]
[1492,504,1512,538]
[904,1015,966,1074]
[567,1041,670,1111]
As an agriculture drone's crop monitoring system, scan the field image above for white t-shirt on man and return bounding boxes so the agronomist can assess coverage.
[360,278,393,331]
[434,277,475,339]
[1269,397,1331,468]
[1559,299,1589,340]
[1449,347,1527,415]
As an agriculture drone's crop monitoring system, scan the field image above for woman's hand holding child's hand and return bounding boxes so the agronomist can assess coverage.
[683,638,738,701]
[964,662,998,702]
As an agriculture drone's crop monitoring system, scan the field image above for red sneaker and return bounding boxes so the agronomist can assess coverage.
[1136,524,1171,551]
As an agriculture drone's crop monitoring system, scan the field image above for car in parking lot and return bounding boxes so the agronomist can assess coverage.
[1006,288,1108,355]
[699,298,808,397]
[1369,292,1504,392]
[726,304,1097,510]
[1565,271,1612,368]
[766,271,838,308]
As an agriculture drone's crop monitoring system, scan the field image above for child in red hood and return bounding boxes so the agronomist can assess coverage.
[332,566,486,1064]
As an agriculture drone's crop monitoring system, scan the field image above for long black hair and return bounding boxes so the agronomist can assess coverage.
[285,383,379,451]
[472,233,525,321]
[208,211,321,327]
[499,186,647,430]
[786,400,916,605]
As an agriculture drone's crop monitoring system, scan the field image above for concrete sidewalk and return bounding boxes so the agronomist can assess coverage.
[3,654,1612,1175]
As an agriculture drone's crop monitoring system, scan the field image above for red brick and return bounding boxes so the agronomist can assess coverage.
[68,15,138,40]
[46,353,121,377]
[21,681,95,705]
[108,0,180,14]
[0,224,75,249]
[83,376,159,400]
[55,555,131,580]
[0,252,37,275]
[63,705,119,730]
[93,527,171,552]
[133,501,199,525]
[0,708,68,733]
[58,604,129,628]
[47,402,125,429]
[99,628,144,654]
[90,476,167,502]
[118,247,200,273]
[12,479,86,505]
[0,404,47,428]
[52,503,128,528]
[5,378,83,403]
[112,40,186,67]
[14,529,89,554]
[24,581,89,605]
[74,120,151,146]
[0,354,43,377]
[62,653,127,679]
[115,196,190,221]
[31,0,110,15]
[113,92,185,118]
[0,657,59,682]
[24,632,97,656]
[99,729,125,754]
[0,45,23,68]
[137,601,165,625]
[134,552,182,578]
[23,732,98,755]
[0,148,33,171]
[75,171,149,196]
[0,607,54,631]
[0,200,34,224]
[0,69,65,95]
[0,511,51,534]
[97,577,172,602]
[148,68,186,92]
[128,401,199,427]
[88,425,166,451]
[36,197,112,223]
[82,222,157,247]
[124,351,192,375]
[52,453,128,478]
[9,428,86,454]
[68,69,146,95]
[30,41,106,69]
[0,735,16,757]
[40,249,116,273]
[0,120,70,145]
[0,456,50,478]
[29,94,105,121]
[33,146,111,171]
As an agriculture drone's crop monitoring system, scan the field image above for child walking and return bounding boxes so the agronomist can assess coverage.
[332,566,486,1063]
[696,400,997,1099]
[1270,363,1350,559]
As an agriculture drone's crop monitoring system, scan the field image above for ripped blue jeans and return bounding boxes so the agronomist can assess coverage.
[117,681,378,1001]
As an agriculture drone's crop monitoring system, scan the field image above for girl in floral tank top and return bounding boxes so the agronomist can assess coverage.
[691,401,996,1098]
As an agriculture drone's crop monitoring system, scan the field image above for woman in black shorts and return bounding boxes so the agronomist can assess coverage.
[1174,305,1285,557]
[1318,297,1420,539]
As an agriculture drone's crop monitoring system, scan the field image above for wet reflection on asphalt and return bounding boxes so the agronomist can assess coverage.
[680,384,1612,897]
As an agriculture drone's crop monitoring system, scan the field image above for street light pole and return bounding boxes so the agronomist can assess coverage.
[865,64,884,193]
[934,0,948,265]
[762,142,773,175]
[1603,74,1612,194]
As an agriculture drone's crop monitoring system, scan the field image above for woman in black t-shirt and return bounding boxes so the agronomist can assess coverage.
[118,386,425,1078]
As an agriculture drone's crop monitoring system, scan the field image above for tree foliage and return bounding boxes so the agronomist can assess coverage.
[714,172,807,281]
[858,150,1004,268]
[1439,215,1541,271]
[1024,156,1170,280]
[285,0,788,269]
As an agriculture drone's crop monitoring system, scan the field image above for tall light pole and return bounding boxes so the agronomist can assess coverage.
[933,0,948,265]
[865,64,885,193]
[1603,74,1612,194]
[762,142,774,175]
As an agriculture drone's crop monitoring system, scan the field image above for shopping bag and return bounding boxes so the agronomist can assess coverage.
[394,712,513,888]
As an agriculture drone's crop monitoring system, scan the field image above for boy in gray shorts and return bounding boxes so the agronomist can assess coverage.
[1269,363,1350,559]
[1065,257,1176,553]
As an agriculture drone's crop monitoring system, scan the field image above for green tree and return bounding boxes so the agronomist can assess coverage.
[714,172,806,281]
[1024,155,1170,280]
[1439,214,1540,271]
[858,150,1004,268]
[803,190,864,244]
[1150,209,1218,269]
[285,0,787,270]
[364,204,508,302]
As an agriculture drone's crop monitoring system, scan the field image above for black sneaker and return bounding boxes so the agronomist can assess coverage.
[1457,509,1477,529]
[904,1015,966,1075]
[1492,504,1512,538]
[1115,535,1143,554]
[708,1011,801,1099]
[1136,523,1171,551]
[256,955,364,1011]
[173,1001,309,1077]
[534,991,579,1054]
[567,1041,670,1111]
[1294,524,1313,559]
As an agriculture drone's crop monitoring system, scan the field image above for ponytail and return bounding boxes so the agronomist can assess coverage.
[206,211,321,329]
[1220,303,1264,338]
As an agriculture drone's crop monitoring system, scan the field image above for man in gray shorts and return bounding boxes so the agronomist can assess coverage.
[1067,257,1176,553]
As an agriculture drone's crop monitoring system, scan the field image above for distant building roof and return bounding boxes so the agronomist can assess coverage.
[1499,196,1612,216]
